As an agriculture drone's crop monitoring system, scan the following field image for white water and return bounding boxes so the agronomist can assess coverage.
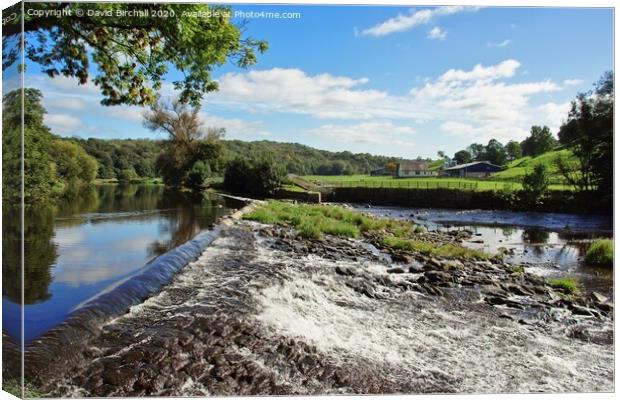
[249,233,614,393]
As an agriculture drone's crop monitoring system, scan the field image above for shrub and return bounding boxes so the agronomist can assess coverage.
[185,161,212,190]
[520,164,549,205]
[585,239,613,267]
[118,168,139,183]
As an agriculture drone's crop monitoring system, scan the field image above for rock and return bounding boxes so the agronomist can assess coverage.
[442,260,463,270]
[591,291,609,304]
[391,252,414,264]
[408,264,424,273]
[387,267,405,274]
[335,266,355,276]
[424,271,452,284]
[428,258,442,268]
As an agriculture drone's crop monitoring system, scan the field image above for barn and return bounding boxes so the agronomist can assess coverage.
[443,161,502,178]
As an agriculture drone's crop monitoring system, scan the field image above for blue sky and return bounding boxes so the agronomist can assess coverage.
[21,4,614,159]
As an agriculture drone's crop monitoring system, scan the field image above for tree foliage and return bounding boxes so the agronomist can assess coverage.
[557,71,613,195]
[521,126,557,157]
[2,88,98,202]
[505,140,522,161]
[143,98,225,189]
[453,150,472,165]
[224,158,285,197]
[5,3,267,106]
[520,164,550,205]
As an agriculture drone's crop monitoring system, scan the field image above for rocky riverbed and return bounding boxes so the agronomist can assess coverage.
[25,218,614,396]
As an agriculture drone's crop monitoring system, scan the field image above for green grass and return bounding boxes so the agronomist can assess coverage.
[281,184,308,193]
[245,201,491,260]
[2,379,44,398]
[380,235,493,260]
[491,149,576,184]
[243,200,412,239]
[548,277,579,294]
[585,239,613,267]
[303,174,571,192]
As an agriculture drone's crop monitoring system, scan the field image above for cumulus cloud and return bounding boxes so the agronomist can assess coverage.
[210,68,402,120]
[45,113,83,134]
[538,101,571,133]
[310,121,416,148]
[411,59,561,142]
[198,112,270,138]
[428,26,447,40]
[362,6,479,37]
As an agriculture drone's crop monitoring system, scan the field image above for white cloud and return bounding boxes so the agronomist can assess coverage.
[428,26,447,40]
[362,6,479,37]
[47,96,87,111]
[45,113,83,133]
[198,112,270,138]
[563,78,583,87]
[311,121,416,148]
[487,39,511,48]
[538,101,571,133]
[210,68,398,120]
[411,59,561,142]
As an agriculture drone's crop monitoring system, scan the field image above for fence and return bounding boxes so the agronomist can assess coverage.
[320,179,481,190]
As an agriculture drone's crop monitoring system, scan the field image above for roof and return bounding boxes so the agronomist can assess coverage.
[444,161,502,171]
[397,160,431,172]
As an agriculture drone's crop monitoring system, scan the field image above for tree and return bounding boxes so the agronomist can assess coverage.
[223,158,285,197]
[144,98,225,189]
[520,164,550,205]
[505,140,522,161]
[467,143,486,161]
[2,89,57,202]
[4,3,267,106]
[485,139,508,166]
[521,126,557,157]
[557,71,613,195]
[453,150,472,165]
[50,139,98,187]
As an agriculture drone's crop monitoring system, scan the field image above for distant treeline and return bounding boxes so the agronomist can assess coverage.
[70,138,405,180]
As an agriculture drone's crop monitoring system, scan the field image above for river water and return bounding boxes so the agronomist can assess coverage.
[353,206,613,296]
[1,184,244,345]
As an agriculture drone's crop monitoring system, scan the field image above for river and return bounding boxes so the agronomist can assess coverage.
[2,184,244,345]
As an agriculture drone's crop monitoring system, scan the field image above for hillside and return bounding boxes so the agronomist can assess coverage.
[491,149,576,183]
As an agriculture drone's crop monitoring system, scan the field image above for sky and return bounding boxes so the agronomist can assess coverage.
[16,4,615,159]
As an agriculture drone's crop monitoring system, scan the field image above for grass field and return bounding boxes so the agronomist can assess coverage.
[490,149,575,182]
[302,149,576,192]
[302,175,571,191]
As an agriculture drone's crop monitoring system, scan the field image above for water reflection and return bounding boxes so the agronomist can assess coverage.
[2,184,242,343]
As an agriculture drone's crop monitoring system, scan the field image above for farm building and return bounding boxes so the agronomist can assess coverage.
[444,161,503,178]
[396,161,437,178]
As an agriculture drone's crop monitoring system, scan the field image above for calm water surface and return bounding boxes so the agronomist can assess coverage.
[2,184,243,343]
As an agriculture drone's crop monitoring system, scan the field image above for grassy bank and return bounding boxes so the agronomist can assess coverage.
[585,239,613,267]
[243,201,494,260]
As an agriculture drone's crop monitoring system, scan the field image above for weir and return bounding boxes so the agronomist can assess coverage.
[22,225,225,378]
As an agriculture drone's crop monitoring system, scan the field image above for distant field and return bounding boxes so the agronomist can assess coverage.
[302,175,571,191]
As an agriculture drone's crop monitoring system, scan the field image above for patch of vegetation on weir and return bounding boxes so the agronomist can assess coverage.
[2,379,44,398]
[243,201,493,261]
[243,200,415,239]
[380,235,494,261]
[585,239,613,267]
[548,277,580,294]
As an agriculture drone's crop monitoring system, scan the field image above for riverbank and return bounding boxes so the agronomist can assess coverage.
[25,201,613,396]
